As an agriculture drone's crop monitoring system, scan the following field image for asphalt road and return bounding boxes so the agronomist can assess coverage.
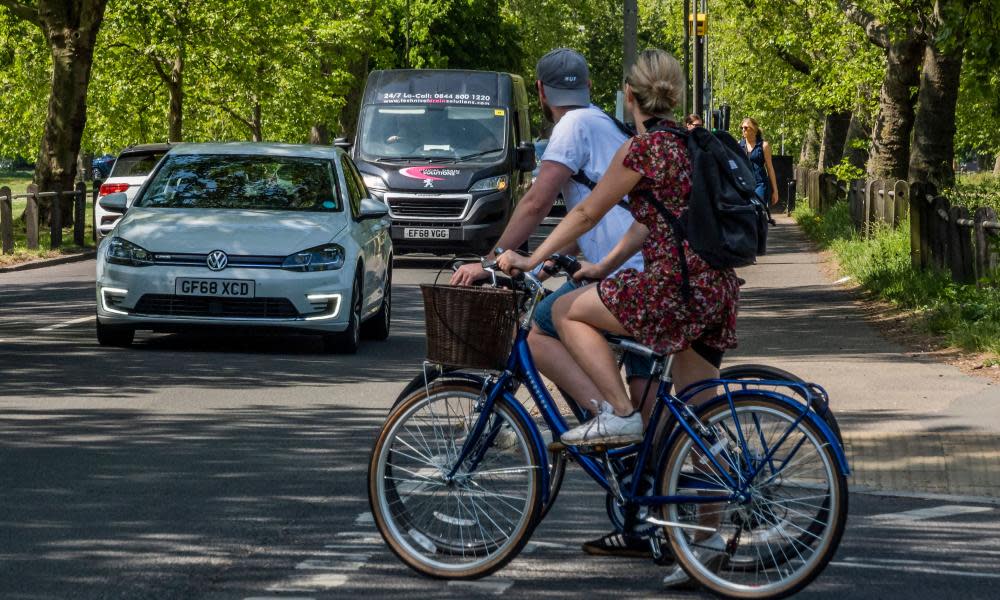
[1,259,998,600]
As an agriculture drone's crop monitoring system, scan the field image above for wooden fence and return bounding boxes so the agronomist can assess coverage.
[794,167,1000,284]
[0,182,98,254]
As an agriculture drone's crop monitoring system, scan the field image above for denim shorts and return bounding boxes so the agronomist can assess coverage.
[533,280,656,380]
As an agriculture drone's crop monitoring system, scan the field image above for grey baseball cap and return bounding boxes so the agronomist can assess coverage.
[536,48,590,107]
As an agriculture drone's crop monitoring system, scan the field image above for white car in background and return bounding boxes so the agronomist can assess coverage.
[95,142,393,353]
[93,143,171,239]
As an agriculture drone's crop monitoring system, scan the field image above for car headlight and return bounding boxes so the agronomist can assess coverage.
[105,237,154,267]
[361,173,388,192]
[281,244,345,272]
[469,175,509,193]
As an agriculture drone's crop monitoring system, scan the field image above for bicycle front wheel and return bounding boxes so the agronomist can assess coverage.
[368,382,543,579]
[659,395,847,599]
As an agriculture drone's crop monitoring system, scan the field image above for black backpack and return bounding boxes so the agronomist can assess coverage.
[646,124,769,298]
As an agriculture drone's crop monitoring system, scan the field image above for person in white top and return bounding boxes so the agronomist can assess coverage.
[451,48,653,415]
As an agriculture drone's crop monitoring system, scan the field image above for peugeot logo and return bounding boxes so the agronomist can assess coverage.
[206,250,228,271]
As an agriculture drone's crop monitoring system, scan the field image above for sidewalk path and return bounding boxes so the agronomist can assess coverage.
[733,216,1000,498]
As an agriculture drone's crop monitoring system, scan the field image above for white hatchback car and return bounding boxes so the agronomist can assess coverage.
[95,142,393,353]
[93,143,171,239]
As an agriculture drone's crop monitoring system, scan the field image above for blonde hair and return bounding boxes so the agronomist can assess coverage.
[742,118,764,143]
[626,49,684,117]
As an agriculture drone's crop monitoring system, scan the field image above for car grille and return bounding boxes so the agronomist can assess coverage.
[386,194,470,219]
[150,253,285,268]
[132,294,300,318]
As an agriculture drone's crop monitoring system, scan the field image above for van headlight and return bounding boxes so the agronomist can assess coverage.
[469,175,509,192]
[361,173,388,192]
[281,244,345,272]
[106,237,154,267]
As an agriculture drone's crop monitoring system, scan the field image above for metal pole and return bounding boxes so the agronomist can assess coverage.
[692,4,704,117]
[624,0,638,80]
[683,0,690,116]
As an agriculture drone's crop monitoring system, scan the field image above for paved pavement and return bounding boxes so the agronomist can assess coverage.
[732,216,1000,498]
[2,220,1000,598]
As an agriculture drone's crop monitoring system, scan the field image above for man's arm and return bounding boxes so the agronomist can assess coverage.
[450,160,572,285]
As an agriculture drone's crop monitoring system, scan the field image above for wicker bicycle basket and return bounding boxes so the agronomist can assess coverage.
[420,284,520,370]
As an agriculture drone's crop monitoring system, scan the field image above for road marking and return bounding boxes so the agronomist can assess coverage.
[354,511,373,525]
[267,574,351,592]
[295,558,370,571]
[873,504,994,521]
[34,315,95,332]
[832,560,1000,579]
[523,540,567,554]
[447,580,514,595]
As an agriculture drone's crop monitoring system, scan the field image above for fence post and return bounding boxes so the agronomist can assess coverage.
[893,181,909,226]
[908,182,925,268]
[25,183,39,250]
[0,186,12,254]
[786,180,796,215]
[948,205,973,284]
[932,196,951,271]
[92,180,100,242]
[74,181,87,246]
[974,207,998,281]
[50,192,62,249]
[808,170,820,211]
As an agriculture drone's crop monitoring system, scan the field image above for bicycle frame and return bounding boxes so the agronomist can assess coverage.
[444,273,849,514]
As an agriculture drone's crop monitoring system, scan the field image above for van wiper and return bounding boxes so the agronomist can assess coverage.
[454,148,505,161]
[379,155,448,163]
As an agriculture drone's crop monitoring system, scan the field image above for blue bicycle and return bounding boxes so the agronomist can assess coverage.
[368,260,849,598]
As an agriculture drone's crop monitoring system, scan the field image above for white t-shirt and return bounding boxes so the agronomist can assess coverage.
[541,105,644,272]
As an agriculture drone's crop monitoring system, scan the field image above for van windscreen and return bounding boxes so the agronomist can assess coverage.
[358,105,507,162]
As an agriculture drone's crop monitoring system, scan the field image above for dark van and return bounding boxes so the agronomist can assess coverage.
[350,70,535,255]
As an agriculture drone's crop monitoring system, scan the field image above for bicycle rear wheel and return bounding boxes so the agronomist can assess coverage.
[658,395,847,599]
[369,382,543,579]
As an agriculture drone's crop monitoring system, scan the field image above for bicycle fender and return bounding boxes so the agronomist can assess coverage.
[500,391,551,505]
[393,368,486,411]
[656,391,850,490]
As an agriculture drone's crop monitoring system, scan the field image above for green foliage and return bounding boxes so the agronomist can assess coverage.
[947,174,1000,212]
[793,203,1000,357]
[825,157,864,183]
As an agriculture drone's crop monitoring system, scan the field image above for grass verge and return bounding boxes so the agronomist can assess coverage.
[793,201,1000,359]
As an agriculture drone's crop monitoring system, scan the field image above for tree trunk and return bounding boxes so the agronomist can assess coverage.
[337,54,369,139]
[994,152,1000,175]
[31,1,109,227]
[798,117,821,169]
[908,4,963,189]
[844,110,871,171]
[167,53,184,142]
[309,124,330,145]
[251,100,263,142]
[818,111,852,171]
[867,39,924,180]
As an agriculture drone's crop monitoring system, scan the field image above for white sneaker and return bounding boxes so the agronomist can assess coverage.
[662,534,727,588]
[559,400,643,446]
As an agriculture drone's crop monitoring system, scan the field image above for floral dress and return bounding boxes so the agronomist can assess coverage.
[597,125,740,355]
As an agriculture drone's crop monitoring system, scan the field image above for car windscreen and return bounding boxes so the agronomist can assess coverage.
[135,154,340,212]
[358,104,507,161]
[110,152,166,178]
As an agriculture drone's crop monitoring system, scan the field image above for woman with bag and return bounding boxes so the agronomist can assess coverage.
[497,48,739,448]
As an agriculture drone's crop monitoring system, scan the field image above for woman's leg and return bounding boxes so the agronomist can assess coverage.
[551,284,633,416]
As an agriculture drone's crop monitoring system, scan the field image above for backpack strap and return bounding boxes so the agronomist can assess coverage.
[639,122,693,301]
[565,107,635,204]
[646,199,693,302]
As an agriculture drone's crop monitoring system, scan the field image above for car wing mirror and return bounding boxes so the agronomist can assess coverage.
[515,142,536,172]
[99,192,128,213]
[358,197,389,220]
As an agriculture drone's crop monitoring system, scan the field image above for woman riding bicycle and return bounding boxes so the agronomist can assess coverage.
[498,48,740,448]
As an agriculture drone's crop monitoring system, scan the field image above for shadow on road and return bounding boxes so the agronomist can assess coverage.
[0,283,430,399]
